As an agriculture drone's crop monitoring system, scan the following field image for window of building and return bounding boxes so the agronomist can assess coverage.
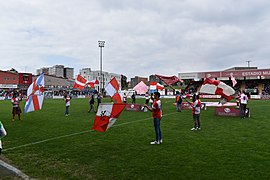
[23,75,29,81]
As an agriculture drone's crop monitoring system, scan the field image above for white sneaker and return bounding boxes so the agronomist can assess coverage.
[150,141,160,145]
[160,139,163,144]
[197,128,201,130]
[191,128,197,131]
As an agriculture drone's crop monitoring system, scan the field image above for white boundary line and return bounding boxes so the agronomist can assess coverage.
[0,160,30,180]
[4,112,177,152]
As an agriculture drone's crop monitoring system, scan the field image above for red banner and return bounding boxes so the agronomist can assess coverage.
[125,104,143,111]
[215,107,240,117]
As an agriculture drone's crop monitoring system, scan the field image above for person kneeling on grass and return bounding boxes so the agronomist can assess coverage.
[0,121,7,155]
[144,92,163,145]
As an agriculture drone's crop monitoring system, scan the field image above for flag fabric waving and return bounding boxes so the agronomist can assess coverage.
[199,78,235,101]
[24,73,45,113]
[74,74,99,90]
[230,73,237,87]
[105,77,123,103]
[92,103,126,132]
[150,82,164,90]
[74,74,87,90]
[86,79,99,88]
[155,74,183,85]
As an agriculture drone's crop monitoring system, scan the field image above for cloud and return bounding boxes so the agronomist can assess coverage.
[0,0,270,79]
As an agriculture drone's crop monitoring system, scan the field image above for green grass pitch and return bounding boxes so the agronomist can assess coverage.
[0,98,270,179]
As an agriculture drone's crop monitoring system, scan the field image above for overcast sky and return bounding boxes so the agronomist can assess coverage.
[1,0,270,79]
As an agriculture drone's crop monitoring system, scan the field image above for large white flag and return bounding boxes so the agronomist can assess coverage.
[199,78,235,101]
[24,73,45,113]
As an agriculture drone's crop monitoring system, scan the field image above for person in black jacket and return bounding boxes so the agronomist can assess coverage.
[88,95,95,113]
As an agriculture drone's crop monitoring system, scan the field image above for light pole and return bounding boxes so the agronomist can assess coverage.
[246,60,251,67]
[98,40,105,94]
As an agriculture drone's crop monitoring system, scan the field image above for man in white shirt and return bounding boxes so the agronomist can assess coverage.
[239,90,248,119]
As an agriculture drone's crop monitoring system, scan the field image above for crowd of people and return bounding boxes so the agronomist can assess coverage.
[0,86,252,154]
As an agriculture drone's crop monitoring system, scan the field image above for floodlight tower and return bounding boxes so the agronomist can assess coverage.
[98,40,105,93]
[246,60,251,67]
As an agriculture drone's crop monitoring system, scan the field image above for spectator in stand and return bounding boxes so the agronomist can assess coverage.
[11,93,22,121]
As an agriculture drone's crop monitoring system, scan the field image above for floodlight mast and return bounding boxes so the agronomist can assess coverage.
[98,40,105,94]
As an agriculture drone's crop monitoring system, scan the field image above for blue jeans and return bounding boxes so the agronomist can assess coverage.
[153,118,162,142]
[65,106,70,115]
[176,102,182,112]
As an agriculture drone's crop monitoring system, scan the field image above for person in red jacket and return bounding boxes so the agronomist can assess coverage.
[144,92,163,145]
[191,94,201,131]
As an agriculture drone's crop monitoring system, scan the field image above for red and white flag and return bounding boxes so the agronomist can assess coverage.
[105,77,123,103]
[230,74,237,87]
[199,78,235,101]
[74,74,99,90]
[150,82,164,90]
[92,103,126,132]
[24,73,45,113]
[86,79,99,88]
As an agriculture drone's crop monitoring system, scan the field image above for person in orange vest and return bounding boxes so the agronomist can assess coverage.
[175,91,183,112]
[191,94,201,131]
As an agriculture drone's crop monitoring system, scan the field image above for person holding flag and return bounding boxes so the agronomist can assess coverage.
[0,121,7,155]
[175,91,183,112]
[239,90,248,119]
[64,94,71,116]
[11,92,22,121]
[144,92,163,145]
[190,94,202,131]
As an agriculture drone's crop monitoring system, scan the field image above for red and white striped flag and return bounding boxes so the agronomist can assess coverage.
[92,103,126,132]
[86,79,99,88]
[74,74,87,90]
[199,78,235,101]
[105,77,123,103]
[150,82,164,90]
[74,74,99,90]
